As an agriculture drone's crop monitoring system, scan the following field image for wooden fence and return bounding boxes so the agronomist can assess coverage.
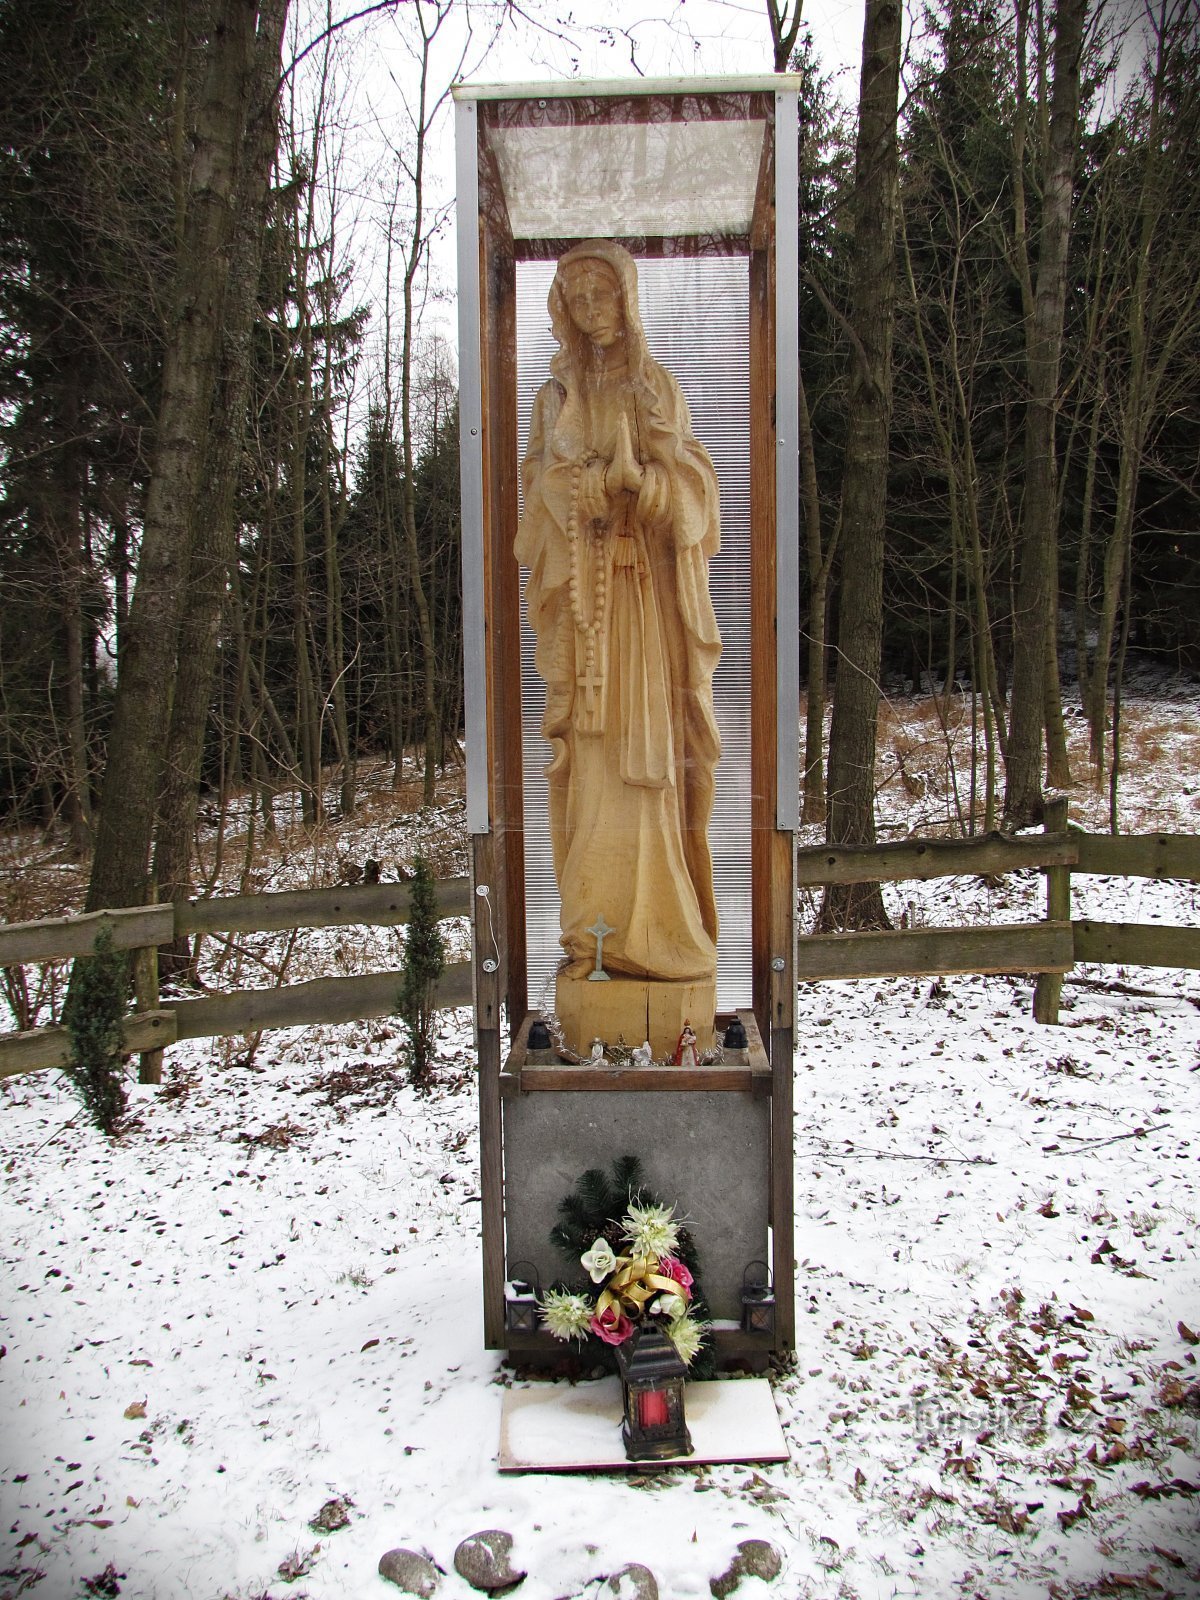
[791,806,1199,1025]
[0,815,1196,1082]
[0,878,473,1081]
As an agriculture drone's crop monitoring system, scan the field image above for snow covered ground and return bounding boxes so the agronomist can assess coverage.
[2,692,1198,1600]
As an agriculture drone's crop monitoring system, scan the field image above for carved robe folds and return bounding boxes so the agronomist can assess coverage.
[516,241,722,1036]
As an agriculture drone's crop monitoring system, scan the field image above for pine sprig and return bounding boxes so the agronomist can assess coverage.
[609,1153,644,1201]
[396,854,445,1091]
[551,1156,648,1260]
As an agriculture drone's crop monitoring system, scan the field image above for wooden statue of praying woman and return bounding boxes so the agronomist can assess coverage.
[516,241,722,983]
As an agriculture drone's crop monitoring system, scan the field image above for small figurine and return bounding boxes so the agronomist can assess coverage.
[589,1037,607,1064]
[587,915,614,982]
[672,1021,699,1069]
[632,1040,653,1067]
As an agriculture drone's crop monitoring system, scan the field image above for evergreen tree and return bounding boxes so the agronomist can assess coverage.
[397,854,445,1090]
[63,926,129,1135]
[0,0,174,843]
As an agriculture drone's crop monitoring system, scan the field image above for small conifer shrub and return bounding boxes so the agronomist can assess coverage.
[63,926,129,1134]
[397,854,445,1091]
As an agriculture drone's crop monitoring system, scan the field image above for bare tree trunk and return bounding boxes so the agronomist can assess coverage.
[107,484,132,667]
[819,0,902,931]
[154,0,287,971]
[290,307,322,825]
[765,0,804,72]
[1108,531,1133,833]
[85,0,284,914]
[1073,345,1105,759]
[397,10,444,808]
[1043,521,1071,788]
[318,324,355,817]
[377,223,408,789]
[799,367,834,824]
[1003,0,1086,827]
[55,393,93,856]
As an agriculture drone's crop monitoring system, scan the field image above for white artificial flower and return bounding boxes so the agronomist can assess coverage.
[621,1199,680,1260]
[650,1292,687,1322]
[540,1289,593,1342]
[666,1314,706,1367]
[580,1237,617,1283]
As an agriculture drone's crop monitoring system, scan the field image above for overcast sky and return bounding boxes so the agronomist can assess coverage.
[286,0,869,414]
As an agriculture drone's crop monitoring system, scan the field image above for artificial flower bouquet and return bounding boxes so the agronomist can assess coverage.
[539,1156,714,1375]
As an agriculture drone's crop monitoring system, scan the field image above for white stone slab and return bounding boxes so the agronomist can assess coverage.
[498,1377,788,1472]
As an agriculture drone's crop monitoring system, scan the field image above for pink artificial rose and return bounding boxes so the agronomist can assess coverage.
[659,1257,693,1295]
[590,1306,634,1346]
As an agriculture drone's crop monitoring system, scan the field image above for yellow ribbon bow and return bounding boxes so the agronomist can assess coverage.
[595,1256,690,1320]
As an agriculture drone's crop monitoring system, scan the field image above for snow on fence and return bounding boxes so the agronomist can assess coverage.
[0,877,473,1082]
[791,804,1199,1024]
[0,818,1197,1083]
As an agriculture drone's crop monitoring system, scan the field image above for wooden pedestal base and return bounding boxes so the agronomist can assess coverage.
[555,971,716,1059]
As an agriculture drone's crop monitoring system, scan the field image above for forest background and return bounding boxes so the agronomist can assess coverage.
[0,0,1197,944]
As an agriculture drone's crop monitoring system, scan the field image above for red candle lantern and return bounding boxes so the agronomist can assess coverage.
[614,1323,693,1462]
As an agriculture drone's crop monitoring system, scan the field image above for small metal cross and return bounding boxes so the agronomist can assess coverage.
[587,915,614,982]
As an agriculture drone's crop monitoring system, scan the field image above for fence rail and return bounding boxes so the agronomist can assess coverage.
[176,879,472,937]
[0,825,1196,1083]
[793,829,1198,886]
[1073,834,1200,880]
[0,878,471,1081]
[795,920,1074,983]
[1073,919,1200,970]
[0,905,176,966]
[793,831,1080,887]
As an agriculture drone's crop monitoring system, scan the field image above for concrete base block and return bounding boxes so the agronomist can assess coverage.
[502,1088,769,1322]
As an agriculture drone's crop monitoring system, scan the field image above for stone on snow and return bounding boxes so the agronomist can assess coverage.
[598,1562,659,1600]
[709,1538,783,1598]
[452,1529,526,1593]
[378,1546,442,1596]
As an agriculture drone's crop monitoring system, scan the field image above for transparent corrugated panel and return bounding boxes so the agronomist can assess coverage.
[491,120,766,240]
[516,255,752,1013]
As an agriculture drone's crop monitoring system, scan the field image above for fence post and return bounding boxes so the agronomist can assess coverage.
[131,940,164,1084]
[1033,795,1071,1024]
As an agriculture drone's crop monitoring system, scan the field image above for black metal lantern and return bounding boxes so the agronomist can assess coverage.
[504,1261,541,1336]
[722,1016,750,1063]
[614,1323,694,1462]
[526,1018,554,1063]
[740,1260,776,1336]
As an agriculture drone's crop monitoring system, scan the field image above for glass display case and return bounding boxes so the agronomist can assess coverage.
[455,77,801,1357]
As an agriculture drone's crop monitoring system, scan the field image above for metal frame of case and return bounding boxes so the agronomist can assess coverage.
[454,77,800,1356]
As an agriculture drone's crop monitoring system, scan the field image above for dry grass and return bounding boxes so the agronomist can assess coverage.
[799,690,1200,837]
[190,755,468,894]
[0,847,89,927]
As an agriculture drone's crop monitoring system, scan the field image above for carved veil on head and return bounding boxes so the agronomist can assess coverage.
[545,240,691,476]
[548,240,653,388]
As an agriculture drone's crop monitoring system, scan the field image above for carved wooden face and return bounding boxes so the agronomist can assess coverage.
[561,260,625,350]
